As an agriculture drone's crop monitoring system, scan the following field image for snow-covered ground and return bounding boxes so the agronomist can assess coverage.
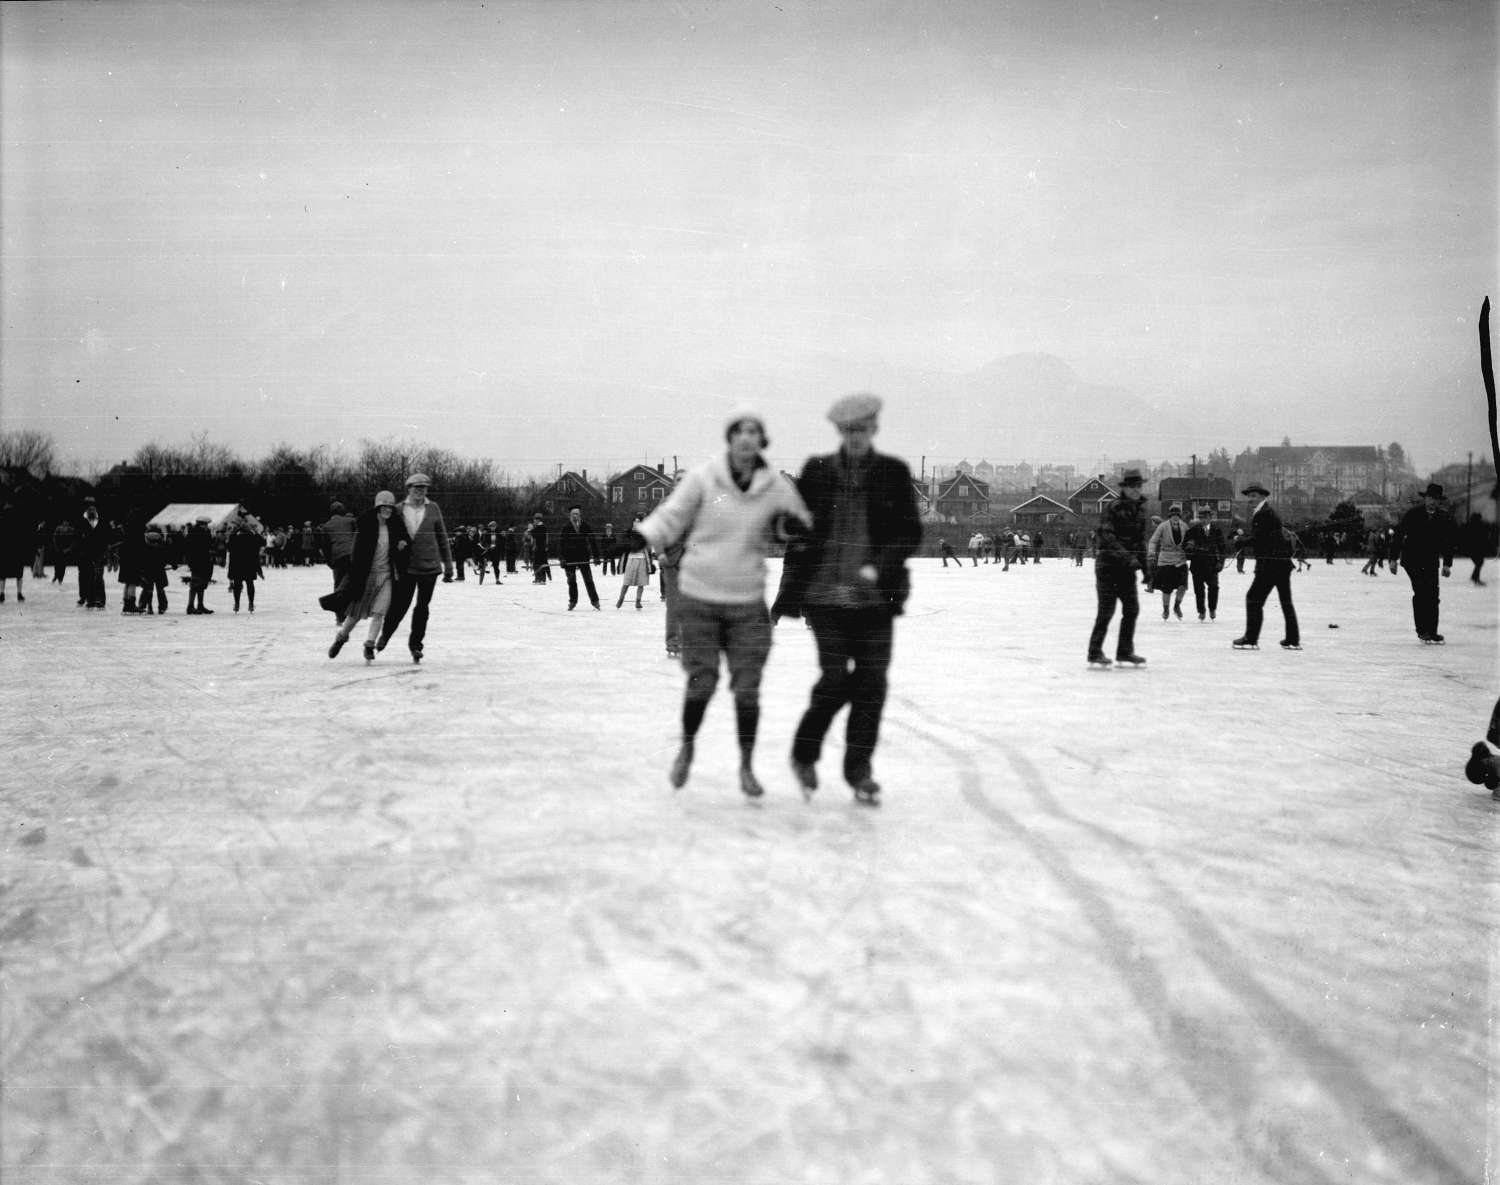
[3,553,1494,1184]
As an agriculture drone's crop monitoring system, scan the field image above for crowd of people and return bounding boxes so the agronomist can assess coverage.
[1,413,1494,803]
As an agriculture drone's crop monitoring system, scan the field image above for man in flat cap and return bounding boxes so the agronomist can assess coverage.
[1086,468,1149,666]
[1231,481,1301,650]
[378,473,454,663]
[772,392,922,806]
[1390,482,1455,643]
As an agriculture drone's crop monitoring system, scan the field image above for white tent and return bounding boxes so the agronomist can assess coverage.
[145,503,245,531]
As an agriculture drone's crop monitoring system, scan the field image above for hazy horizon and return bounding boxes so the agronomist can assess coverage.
[3,0,1495,480]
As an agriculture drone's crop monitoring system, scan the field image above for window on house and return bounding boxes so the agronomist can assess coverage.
[652,487,663,499]
[612,488,623,503]
[959,485,969,496]
[635,470,644,482]
[637,488,647,501]
[1218,500,1231,512]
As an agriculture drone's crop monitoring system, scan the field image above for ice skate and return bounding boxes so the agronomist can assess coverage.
[738,766,765,799]
[1419,633,1445,645]
[1087,654,1112,668]
[851,775,882,806]
[328,635,346,659]
[790,758,818,800]
[1116,653,1146,666]
[669,741,694,790]
[410,644,423,664]
[1232,637,1259,650]
[363,642,376,663]
[1464,742,1500,790]
[1279,640,1302,650]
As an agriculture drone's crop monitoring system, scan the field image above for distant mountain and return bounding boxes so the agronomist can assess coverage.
[903,353,1162,465]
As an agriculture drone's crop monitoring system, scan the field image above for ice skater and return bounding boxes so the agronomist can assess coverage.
[226,518,264,612]
[558,505,602,610]
[1086,469,1149,667]
[0,497,34,604]
[772,392,922,806]
[1390,483,1455,643]
[183,515,216,615]
[323,490,410,662]
[631,407,810,798]
[1147,503,1190,620]
[377,474,454,663]
[615,512,653,609]
[1231,482,1300,650]
[1184,507,1225,620]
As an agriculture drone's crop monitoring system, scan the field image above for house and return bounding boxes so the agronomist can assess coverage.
[1156,476,1235,521]
[603,463,675,521]
[932,472,990,522]
[1008,493,1082,531]
[1235,445,1387,502]
[1349,488,1389,523]
[535,470,608,518]
[1067,475,1119,519]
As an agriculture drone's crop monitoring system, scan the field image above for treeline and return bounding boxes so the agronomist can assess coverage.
[0,432,553,528]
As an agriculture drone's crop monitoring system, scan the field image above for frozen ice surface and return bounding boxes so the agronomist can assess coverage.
[2,557,1494,1184]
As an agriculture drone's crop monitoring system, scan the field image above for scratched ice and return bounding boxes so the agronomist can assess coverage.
[2,556,1492,1185]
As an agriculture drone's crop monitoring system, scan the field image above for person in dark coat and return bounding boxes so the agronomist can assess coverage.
[1390,482,1455,643]
[322,490,411,661]
[1086,470,1149,666]
[115,508,148,614]
[1231,483,1300,649]
[135,525,171,614]
[183,517,217,614]
[75,499,111,608]
[503,527,520,574]
[529,512,552,583]
[1461,511,1490,586]
[320,502,358,591]
[557,504,602,610]
[773,392,922,804]
[0,498,35,604]
[226,520,265,612]
[1183,507,1226,621]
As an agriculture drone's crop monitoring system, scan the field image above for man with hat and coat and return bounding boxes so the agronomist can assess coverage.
[557,504,603,610]
[1391,482,1455,643]
[1231,482,1300,650]
[1086,468,1149,666]
[377,473,454,663]
[773,392,922,805]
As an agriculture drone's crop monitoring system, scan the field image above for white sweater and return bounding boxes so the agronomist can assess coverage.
[637,454,810,605]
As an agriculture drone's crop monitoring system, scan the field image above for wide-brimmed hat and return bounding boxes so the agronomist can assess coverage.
[827,392,882,427]
[1241,482,1271,497]
[1119,468,1144,486]
[1422,482,1445,499]
[405,473,431,488]
[374,490,397,507]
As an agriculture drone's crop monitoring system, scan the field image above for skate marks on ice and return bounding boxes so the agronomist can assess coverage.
[891,699,1472,1185]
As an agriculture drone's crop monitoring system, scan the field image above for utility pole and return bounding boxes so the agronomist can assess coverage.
[1467,451,1473,521]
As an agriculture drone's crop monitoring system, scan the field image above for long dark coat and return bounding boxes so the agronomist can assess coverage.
[318,507,410,618]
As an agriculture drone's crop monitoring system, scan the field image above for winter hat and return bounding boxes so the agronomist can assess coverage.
[374,490,397,508]
[724,406,769,447]
[827,392,882,427]
[1168,503,1183,515]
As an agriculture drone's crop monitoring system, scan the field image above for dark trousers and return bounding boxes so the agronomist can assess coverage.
[1244,558,1299,644]
[1190,560,1220,617]
[1088,562,1139,659]
[79,559,107,606]
[381,571,440,652]
[330,557,351,591]
[563,562,599,607]
[793,609,895,784]
[1403,563,1441,637]
[660,565,683,653]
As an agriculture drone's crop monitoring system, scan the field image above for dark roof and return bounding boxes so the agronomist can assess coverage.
[604,463,673,486]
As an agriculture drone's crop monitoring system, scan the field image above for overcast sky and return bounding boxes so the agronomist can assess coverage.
[2,0,1494,479]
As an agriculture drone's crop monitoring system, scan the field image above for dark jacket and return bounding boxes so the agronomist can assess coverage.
[772,449,922,618]
[1183,521,1226,569]
[1096,497,1148,568]
[184,523,216,575]
[75,512,111,561]
[319,507,411,617]
[226,527,264,582]
[556,518,600,565]
[529,522,549,562]
[1391,505,1456,568]
[320,512,358,564]
[1237,502,1293,561]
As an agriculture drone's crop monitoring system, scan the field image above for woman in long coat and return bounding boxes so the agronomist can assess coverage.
[322,491,410,662]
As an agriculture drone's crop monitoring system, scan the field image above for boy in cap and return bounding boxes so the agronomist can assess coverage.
[772,393,922,805]
[1086,470,1149,666]
[1231,482,1300,650]
[633,407,810,798]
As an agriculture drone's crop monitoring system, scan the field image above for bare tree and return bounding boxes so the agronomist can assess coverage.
[0,429,59,477]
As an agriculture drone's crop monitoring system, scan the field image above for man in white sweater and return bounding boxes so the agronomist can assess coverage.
[634,409,811,798]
